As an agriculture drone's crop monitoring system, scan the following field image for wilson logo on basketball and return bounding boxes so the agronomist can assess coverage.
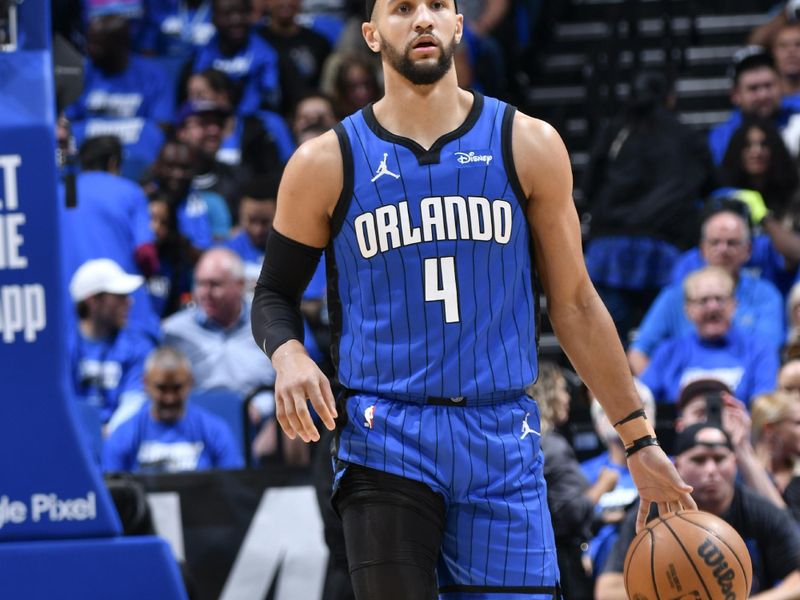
[697,538,737,600]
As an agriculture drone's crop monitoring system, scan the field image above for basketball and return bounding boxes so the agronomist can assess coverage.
[623,510,752,600]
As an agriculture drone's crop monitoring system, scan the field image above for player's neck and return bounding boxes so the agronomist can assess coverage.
[373,71,473,150]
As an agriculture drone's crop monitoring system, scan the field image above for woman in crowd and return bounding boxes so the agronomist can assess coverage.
[720,117,799,218]
[330,54,381,119]
[751,390,800,521]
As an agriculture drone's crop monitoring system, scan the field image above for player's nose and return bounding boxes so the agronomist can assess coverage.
[413,4,434,29]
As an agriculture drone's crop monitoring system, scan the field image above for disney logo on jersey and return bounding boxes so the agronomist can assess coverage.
[454,150,493,168]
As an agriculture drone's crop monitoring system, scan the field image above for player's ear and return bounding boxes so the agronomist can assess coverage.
[362,22,381,53]
[454,13,463,43]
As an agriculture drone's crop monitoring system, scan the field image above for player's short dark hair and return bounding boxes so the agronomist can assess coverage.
[729,45,776,85]
[238,173,281,203]
[364,0,458,19]
[79,135,123,171]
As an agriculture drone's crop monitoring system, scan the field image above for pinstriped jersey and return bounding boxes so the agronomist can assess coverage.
[327,93,539,399]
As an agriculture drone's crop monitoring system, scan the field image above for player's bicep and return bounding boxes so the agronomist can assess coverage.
[272,131,342,248]
[513,115,588,304]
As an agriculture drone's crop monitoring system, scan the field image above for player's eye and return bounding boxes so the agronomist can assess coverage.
[431,0,444,8]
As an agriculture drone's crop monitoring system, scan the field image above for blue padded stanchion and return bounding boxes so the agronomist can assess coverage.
[0,2,186,597]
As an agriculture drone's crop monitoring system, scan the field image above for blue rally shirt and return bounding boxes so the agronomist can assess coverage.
[102,402,244,472]
[630,271,784,356]
[640,326,778,405]
[71,117,165,182]
[59,170,161,339]
[192,31,281,114]
[69,327,156,424]
[65,54,175,123]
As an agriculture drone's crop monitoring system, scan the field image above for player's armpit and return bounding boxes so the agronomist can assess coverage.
[272,129,343,248]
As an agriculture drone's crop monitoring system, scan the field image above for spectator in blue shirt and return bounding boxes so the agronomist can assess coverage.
[103,345,245,472]
[68,258,156,430]
[640,266,779,406]
[60,135,161,339]
[708,46,800,165]
[147,139,229,248]
[182,69,292,216]
[192,0,281,114]
[145,194,197,319]
[628,206,784,374]
[71,116,165,183]
[136,0,215,60]
[222,176,326,309]
[670,195,800,298]
[222,175,278,294]
[174,97,240,218]
[65,14,174,125]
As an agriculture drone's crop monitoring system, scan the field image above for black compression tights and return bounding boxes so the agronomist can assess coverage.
[335,465,446,600]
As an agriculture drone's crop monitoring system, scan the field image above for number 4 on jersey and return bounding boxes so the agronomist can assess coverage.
[424,257,460,323]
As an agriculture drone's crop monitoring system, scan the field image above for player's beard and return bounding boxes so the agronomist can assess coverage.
[381,34,457,85]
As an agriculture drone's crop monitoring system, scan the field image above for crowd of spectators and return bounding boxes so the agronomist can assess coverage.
[574,6,800,595]
[52,0,800,597]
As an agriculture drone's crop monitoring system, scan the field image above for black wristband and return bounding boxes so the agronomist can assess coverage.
[625,436,660,458]
[613,408,647,428]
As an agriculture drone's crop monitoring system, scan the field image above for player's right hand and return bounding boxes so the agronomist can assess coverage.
[272,340,337,443]
[627,444,696,532]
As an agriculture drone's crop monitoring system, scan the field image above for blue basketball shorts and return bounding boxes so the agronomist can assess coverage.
[334,392,561,599]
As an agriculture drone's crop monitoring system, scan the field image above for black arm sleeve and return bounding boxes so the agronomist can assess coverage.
[251,228,324,358]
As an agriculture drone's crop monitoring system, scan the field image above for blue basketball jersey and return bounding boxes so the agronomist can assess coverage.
[328,93,538,399]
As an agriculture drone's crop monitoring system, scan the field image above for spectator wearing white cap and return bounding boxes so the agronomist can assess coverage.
[68,258,156,432]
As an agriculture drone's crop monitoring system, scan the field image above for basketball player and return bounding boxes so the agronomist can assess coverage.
[251,0,696,596]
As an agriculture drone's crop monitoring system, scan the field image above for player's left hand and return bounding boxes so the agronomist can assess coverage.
[627,445,697,532]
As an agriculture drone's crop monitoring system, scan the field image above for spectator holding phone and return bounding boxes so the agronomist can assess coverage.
[677,378,788,509]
